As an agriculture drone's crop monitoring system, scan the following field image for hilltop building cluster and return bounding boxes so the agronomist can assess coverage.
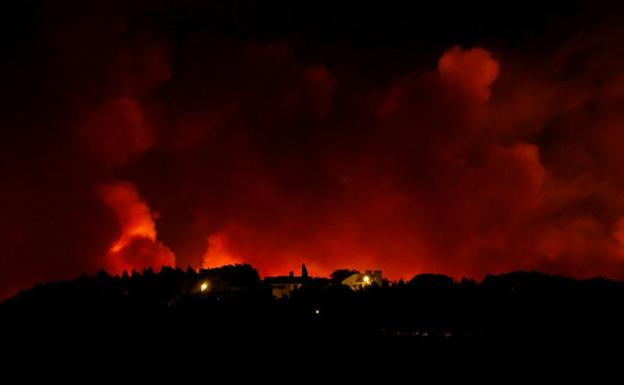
[263,264,383,298]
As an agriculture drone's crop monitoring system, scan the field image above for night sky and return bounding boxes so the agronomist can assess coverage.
[2,0,624,298]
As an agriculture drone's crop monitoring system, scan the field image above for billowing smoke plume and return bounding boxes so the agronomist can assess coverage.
[4,0,624,298]
[98,182,175,274]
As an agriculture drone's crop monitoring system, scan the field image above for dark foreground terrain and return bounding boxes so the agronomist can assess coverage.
[3,265,624,369]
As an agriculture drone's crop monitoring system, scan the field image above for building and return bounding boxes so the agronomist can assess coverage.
[342,270,383,290]
[264,264,311,299]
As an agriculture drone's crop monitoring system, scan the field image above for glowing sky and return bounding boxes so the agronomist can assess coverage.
[2,0,624,298]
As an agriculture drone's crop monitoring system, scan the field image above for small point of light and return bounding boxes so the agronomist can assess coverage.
[363,275,371,284]
[200,281,209,292]
[315,309,320,315]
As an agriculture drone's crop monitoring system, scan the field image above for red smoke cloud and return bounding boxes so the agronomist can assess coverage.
[202,232,243,269]
[174,41,624,280]
[80,98,155,167]
[5,1,624,298]
[98,182,175,274]
[438,46,500,102]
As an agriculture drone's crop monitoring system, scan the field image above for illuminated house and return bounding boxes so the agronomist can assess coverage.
[342,270,383,290]
[264,264,311,299]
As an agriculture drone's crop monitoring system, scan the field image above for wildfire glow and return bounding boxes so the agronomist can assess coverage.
[202,232,243,269]
[98,182,175,274]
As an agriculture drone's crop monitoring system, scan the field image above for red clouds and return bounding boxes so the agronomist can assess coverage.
[98,182,175,274]
[80,98,154,167]
[438,46,500,102]
[62,41,624,281]
[6,3,624,300]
